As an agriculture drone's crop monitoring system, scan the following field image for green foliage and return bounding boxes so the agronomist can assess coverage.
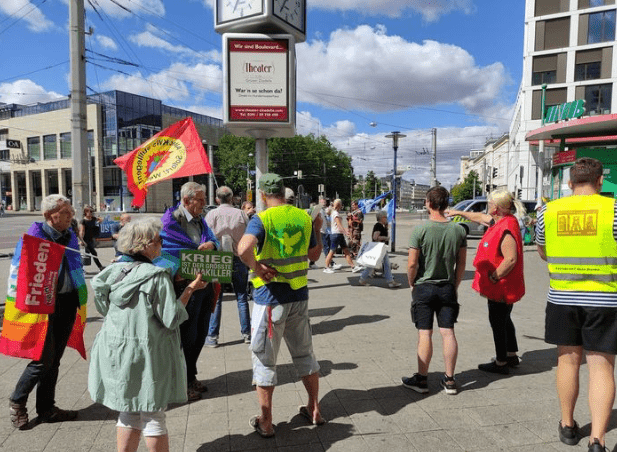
[451,170,482,204]
[214,134,355,205]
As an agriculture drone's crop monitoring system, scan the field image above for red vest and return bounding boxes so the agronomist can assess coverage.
[472,215,525,304]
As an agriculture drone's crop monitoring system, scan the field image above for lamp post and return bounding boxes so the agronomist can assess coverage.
[246,152,253,201]
[385,131,406,253]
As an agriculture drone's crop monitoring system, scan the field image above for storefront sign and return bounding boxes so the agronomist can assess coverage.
[553,150,576,166]
[544,99,585,124]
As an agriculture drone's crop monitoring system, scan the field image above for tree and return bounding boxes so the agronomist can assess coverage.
[451,170,482,204]
[214,134,355,205]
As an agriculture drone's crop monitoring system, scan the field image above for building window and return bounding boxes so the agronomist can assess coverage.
[588,10,616,43]
[536,17,571,51]
[579,0,612,8]
[532,53,566,85]
[27,137,40,161]
[43,134,57,160]
[60,132,71,159]
[576,61,602,80]
[584,83,612,114]
[532,87,567,120]
[536,0,569,16]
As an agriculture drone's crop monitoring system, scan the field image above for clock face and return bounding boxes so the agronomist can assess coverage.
[272,0,305,32]
[217,0,263,24]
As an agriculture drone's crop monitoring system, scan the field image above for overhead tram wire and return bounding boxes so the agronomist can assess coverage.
[0,0,47,36]
[0,61,70,84]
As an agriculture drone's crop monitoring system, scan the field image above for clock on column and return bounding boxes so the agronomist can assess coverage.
[215,0,307,43]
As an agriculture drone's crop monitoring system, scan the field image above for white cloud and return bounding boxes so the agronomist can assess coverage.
[309,0,474,21]
[0,79,64,105]
[0,0,54,32]
[326,124,504,188]
[129,24,221,62]
[297,25,509,123]
[101,63,222,102]
[96,35,118,51]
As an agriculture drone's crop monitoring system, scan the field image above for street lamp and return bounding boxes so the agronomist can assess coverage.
[385,131,406,253]
[247,152,254,196]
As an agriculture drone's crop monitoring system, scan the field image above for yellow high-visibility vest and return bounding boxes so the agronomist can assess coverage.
[544,194,617,293]
[250,204,312,290]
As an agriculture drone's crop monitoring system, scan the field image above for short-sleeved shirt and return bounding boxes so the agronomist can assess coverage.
[536,203,617,307]
[330,210,343,234]
[81,218,100,242]
[245,214,317,305]
[372,222,388,242]
[408,220,467,286]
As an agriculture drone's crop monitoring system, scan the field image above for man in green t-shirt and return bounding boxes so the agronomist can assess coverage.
[402,186,467,395]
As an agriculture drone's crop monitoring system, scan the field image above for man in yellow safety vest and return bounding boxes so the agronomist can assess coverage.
[238,173,325,438]
[536,157,617,452]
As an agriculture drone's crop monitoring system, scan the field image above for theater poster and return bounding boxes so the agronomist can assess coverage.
[223,33,296,138]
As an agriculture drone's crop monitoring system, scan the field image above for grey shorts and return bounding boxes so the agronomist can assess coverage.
[250,301,320,386]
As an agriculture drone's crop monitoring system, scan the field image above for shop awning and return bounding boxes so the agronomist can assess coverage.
[525,113,617,142]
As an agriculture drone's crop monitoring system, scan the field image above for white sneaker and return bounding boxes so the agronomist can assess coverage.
[323,268,335,274]
[351,265,364,273]
[388,281,402,288]
[331,263,343,270]
[309,263,319,269]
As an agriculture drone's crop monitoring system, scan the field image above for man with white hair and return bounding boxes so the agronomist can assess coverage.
[1,194,87,429]
[205,186,251,347]
[159,181,219,402]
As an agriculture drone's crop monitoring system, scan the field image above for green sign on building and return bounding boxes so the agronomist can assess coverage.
[544,99,586,124]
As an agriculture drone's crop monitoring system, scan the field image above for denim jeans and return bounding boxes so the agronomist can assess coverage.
[487,300,518,362]
[361,253,394,282]
[11,292,78,415]
[180,284,214,383]
[321,233,330,258]
[207,256,251,337]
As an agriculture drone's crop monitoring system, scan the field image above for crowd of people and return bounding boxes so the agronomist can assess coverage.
[1,157,616,452]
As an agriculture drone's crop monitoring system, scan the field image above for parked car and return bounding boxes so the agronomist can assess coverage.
[450,197,537,237]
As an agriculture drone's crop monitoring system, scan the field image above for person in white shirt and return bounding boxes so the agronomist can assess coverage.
[323,199,363,274]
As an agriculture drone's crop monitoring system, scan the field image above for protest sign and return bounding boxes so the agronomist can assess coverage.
[179,250,233,283]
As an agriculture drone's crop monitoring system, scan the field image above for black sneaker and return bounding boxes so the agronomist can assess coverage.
[401,373,428,393]
[38,406,78,423]
[478,361,510,375]
[492,355,521,367]
[558,421,580,445]
[440,374,458,395]
[588,438,608,452]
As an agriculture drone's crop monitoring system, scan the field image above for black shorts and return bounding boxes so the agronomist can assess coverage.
[411,283,459,330]
[545,302,617,354]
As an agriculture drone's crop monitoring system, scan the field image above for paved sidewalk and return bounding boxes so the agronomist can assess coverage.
[0,214,613,451]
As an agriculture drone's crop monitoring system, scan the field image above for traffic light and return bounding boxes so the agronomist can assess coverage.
[517,189,522,199]
[493,167,498,178]
[297,170,303,179]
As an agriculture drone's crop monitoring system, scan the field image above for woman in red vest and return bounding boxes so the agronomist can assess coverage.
[447,190,526,375]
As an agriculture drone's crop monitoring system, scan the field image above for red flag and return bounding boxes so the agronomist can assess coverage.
[114,117,212,207]
[15,235,65,314]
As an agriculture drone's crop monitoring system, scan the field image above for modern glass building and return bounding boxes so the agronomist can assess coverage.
[0,90,226,211]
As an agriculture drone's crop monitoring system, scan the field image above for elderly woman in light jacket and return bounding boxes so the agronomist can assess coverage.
[89,218,206,452]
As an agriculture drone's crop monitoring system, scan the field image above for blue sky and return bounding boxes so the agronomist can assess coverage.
[0,0,524,187]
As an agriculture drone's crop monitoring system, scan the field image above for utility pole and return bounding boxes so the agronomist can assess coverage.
[69,0,88,215]
[208,143,215,205]
[255,138,268,212]
[536,84,547,205]
[431,128,437,187]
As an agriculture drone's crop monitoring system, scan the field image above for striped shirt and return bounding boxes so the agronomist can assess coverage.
[536,201,617,307]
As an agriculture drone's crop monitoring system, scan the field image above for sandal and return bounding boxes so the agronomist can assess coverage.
[187,387,201,402]
[190,379,208,393]
[249,415,275,438]
[9,401,29,430]
[298,405,326,426]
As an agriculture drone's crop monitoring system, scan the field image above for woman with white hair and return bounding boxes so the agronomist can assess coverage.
[447,190,526,375]
[89,218,207,452]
